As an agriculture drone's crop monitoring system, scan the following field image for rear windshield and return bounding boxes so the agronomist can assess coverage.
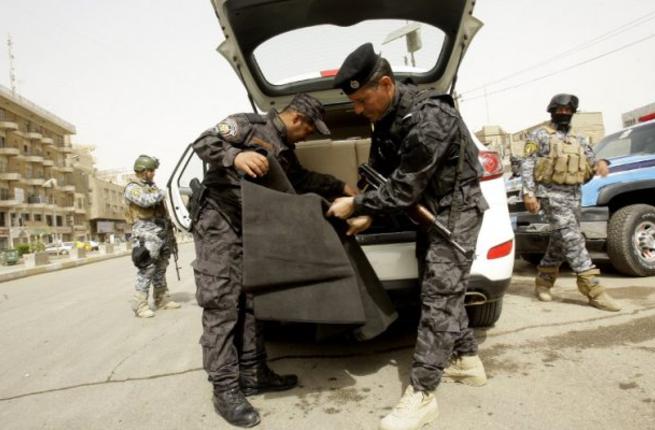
[594,122,655,159]
[253,19,445,86]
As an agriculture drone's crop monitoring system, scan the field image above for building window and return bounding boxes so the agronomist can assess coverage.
[56,215,63,227]
[0,212,5,227]
[46,215,53,226]
[34,214,42,222]
[23,213,31,221]
[0,135,5,147]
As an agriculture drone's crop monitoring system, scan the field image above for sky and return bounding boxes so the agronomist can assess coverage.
[1,0,654,181]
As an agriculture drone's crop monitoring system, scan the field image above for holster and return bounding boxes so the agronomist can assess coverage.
[131,239,152,269]
[187,178,207,231]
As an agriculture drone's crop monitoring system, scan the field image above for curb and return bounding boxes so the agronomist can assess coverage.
[0,251,132,283]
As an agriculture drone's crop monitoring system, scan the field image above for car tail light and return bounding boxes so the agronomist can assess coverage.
[486,240,513,259]
[479,150,504,181]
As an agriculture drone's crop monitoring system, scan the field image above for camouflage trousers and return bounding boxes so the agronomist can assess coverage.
[411,206,483,392]
[132,221,170,294]
[539,190,594,273]
[192,206,266,392]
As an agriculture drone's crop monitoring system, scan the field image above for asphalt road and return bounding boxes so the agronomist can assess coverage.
[0,242,654,430]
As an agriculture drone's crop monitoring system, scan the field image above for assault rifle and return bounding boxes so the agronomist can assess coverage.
[358,163,472,259]
[170,226,181,281]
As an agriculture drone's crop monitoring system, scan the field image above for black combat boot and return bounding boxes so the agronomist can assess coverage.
[241,365,298,396]
[212,388,260,428]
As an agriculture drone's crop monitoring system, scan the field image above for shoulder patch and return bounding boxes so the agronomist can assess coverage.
[524,140,539,156]
[218,118,238,138]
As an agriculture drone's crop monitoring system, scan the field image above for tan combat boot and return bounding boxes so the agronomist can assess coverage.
[576,268,621,312]
[379,385,438,430]
[132,292,154,318]
[154,288,181,310]
[443,354,487,386]
[535,265,559,302]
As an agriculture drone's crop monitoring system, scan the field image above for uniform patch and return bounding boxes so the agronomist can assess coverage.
[218,118,238,137]
[524,141,539,156]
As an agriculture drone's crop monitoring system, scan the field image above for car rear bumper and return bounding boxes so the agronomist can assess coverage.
[381,274,510,303]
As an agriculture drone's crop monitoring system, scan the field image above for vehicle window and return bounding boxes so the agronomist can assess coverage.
[253,19,445,85]
[595,122,655,159]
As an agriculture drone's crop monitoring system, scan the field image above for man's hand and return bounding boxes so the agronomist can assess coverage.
[595,160,610,177]
[234,151,269,178]
[327,196,355,219]
[346,215,372,236]
[524,195,541,214]
[343,184,358,196]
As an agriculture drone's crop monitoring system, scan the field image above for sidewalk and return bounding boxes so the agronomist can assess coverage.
[0,249,132,283]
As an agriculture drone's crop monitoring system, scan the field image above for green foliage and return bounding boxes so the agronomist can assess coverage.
[15,243,31,256]
[31,242,46,253]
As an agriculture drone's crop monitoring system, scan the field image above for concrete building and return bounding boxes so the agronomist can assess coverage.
[72,148,130,243]
[0,84,89,249]
[86,175,130,243]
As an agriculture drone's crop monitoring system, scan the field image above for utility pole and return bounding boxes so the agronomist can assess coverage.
[7,34,17,95]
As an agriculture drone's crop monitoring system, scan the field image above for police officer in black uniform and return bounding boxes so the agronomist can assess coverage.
[191,93,355,428]
[327,43,489,430]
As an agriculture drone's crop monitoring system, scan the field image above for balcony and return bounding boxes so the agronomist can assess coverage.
[57,145,74,154]
[26,131,43,140]
[42,159,54,167]
[0,120,19,131]
[23,178,46,186]
[61,185,76,193]
[0,172,21,181]
[27,195,48,208]
[53,165,74,173]
[0,147,20,156]
[23,154,45,163]
[74,207,87,214]
[41,137,54,145]
[0,191,19,207]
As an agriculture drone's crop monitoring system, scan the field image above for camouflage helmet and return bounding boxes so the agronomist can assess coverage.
[547,93,579,113]
[133,154,159,172]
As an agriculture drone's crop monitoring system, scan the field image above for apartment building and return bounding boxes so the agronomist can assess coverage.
[0,85,90,249]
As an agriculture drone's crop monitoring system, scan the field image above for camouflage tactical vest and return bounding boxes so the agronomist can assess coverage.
[125,181,167,223]
[534,128,593,185]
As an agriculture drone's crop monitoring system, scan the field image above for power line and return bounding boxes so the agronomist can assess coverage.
[460,9,655,97]
[461,32,655,103]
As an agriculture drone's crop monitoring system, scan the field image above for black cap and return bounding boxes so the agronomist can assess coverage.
[334,43,381,95]
[287,93,330,135]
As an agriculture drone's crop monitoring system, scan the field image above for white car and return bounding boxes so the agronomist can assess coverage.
[167,0,514,326]
[45,241,74,256]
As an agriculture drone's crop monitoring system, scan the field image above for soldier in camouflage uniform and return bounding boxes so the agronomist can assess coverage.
[124,155,180,318]
[521,94,620,312]
[191,93,356,428]
[328,43,489,430]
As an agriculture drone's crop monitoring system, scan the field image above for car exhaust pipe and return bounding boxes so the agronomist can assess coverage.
[465,291,487,306]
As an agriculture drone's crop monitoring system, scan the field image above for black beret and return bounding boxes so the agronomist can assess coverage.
[334,43,380,95]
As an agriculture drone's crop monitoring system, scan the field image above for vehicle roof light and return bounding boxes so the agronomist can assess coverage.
[320,69,339,77]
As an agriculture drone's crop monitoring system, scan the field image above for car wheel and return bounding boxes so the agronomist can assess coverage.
[520,253,543,266]
[607,204,655,277]
[466,299,503,327]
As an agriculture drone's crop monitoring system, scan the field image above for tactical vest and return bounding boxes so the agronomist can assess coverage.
[125,182,167,223]
[534,128,593,185]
